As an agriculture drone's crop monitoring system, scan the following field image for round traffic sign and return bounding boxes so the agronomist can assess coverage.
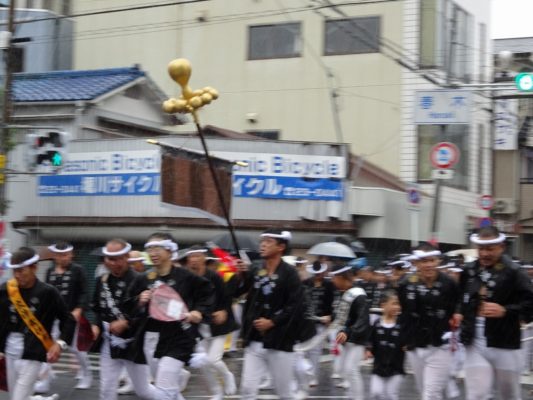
[479,194,494,210]
[407,188,421,205]
[430,142,460,169]
[479,217,493,228]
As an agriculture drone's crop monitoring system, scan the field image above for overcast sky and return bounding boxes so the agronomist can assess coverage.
[492,0,533,38]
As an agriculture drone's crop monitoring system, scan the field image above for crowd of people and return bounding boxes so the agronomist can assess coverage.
[0,225,532,400]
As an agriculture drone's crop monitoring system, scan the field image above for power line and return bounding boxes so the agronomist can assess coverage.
[8,0,210,25]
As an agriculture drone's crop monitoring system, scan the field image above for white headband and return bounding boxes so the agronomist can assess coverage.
[144,240,178,252]
[412,250,441,260]
[470,233,506,245]
[306,263,328,275]
[128,256,145,262]
[329,265,352,276]
[5,253,40,269]
[449,267,463,273]
[48,244,73,253]
[102,243,132,257]
[388,260,411,269]
[184,249,208,257]
[260,231,292,241]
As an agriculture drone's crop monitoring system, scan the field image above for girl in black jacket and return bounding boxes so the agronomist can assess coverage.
[366,290,405,400]
[330,263,370,400]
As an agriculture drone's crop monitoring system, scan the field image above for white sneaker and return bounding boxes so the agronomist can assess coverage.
[330,373,341,379]
[30,395,59,400]
[336,380,349,389]
[295,389,308,400]
[223,371,237,395]
[75,374,92,390]
[117,381,134,395]
[34,379,51,394]
[309,379,318,387]
[258,379,273,390]
[178,369,191,392]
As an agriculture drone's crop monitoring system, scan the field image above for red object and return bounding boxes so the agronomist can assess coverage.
[77,315,95,352]
[331,342,340,356]
[429,142,460,169]
[208,244,238,280]
[0,357,7,391]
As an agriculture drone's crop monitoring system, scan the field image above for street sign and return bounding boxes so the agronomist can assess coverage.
[430,142,460,169]
[494,99,518,150]
[431,169,454,180]
[414,90,471,125]
[479,217,493,228]
[407,187,421,205]
[479,195,494,211]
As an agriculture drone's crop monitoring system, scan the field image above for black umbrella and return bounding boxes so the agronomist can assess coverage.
[209,232,259,253]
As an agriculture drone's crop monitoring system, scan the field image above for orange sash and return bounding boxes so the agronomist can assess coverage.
[6,279,54,351]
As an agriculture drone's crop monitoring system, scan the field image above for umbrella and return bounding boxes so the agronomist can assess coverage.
[209,232,259,253]
[307,242,356,259]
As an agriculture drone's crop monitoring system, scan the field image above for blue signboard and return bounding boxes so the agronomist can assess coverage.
[232,175,343,200]
[38,173,160,196]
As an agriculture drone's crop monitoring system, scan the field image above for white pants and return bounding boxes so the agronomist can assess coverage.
[407,346,452,400]
[370,374,403,400]
[229,302,243,352]
[143,331,160,379]
[294,351,313,391]
[198,335,233,396]
[306,324,326,379]
[241,341,296,400]
[6,333,42,400]
[152,357,185,400]
[39,321,90,381]
[342,343,365,400]
[464,345,522,400]
[99,336,157,400]
[522,324,533,373]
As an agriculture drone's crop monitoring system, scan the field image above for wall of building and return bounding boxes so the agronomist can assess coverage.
[71,1,403,175]
[0,9,73,72]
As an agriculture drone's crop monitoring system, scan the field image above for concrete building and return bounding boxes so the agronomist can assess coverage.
[492,37,533,261]
[0,6,73,73]
[68,0,491,245]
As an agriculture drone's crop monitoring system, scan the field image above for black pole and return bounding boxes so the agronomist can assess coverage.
[194,121,240,255]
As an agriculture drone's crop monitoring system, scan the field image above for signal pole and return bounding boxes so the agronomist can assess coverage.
[0,0,15,215]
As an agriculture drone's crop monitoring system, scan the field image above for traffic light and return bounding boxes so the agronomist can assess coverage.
[515,73,533,91]
[26,131,69,171]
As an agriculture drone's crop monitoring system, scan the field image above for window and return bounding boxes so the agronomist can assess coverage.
[11,47,24,73]
[246,130,280,140]
[324,17,380,56]
[248,23,301,60]
[417,124,469,190]
[419,0,444,68]
[451,4,473,82]
[478,23,487,83]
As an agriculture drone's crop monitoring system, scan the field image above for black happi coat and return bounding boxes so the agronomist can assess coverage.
[367,318,405,377]
[339,286,370,345]
[459,255,533,349]
[0,280,76,362]
[92,268,145,362]
[202,269,239,337]
[239,260,304,352]
[398,272,459,349]
[46,263,88,312]
[127,267,214,363]
[303,277,335,318]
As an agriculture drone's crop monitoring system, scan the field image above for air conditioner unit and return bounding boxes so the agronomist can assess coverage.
[493,198,517,214]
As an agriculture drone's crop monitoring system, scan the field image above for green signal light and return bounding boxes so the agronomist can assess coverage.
[516,73,533,91]
[51,152,62,166]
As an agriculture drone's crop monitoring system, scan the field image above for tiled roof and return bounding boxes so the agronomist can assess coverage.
[13,67,145,102]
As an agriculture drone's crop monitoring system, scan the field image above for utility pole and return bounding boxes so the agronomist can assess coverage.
[430,6,457,244]
[0,0,15,215]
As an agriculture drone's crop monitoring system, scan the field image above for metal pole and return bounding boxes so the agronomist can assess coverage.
[193,120,240,254]
[0,0,15,215]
